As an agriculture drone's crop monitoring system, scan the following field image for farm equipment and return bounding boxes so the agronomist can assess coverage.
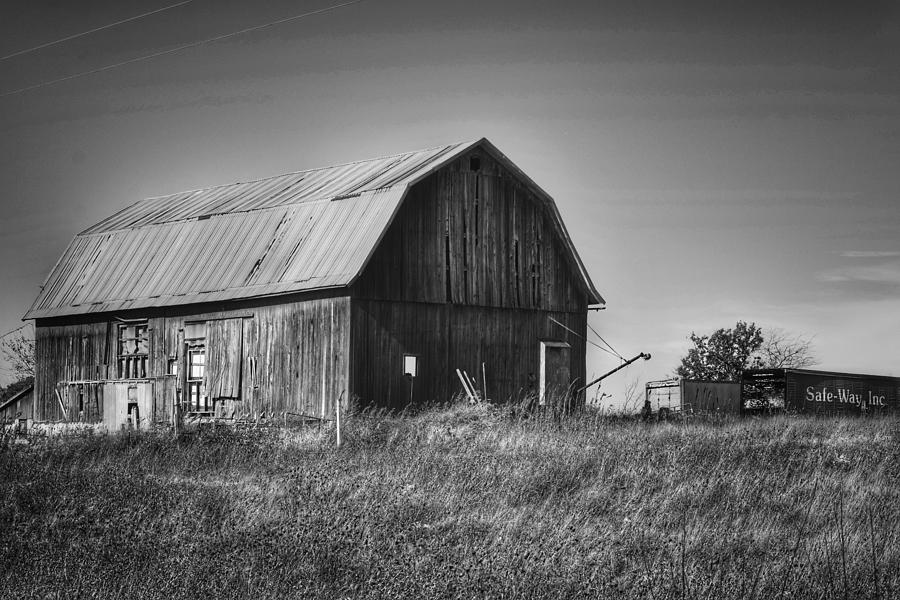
[577,352,651,393]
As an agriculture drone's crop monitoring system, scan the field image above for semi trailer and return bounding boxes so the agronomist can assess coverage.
[741,368,900,415]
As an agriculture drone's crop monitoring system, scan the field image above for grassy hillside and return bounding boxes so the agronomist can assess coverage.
[1,405,898,599]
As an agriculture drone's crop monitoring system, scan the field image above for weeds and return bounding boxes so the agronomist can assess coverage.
[0,405,897,599]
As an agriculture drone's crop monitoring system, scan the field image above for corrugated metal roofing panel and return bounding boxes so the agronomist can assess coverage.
[80,143,470,234]
[26,138,603,319]
[25,187,408,319]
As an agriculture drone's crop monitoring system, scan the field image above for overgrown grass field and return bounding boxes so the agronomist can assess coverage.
[2,405,898,599]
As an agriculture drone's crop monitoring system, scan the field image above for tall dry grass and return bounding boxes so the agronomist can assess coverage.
[1,403,898,599]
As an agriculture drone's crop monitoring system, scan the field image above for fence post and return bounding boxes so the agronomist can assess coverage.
[335,390,345,448]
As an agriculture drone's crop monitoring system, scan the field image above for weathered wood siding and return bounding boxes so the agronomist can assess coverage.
[34,322,112,421]
[355,151,588,312]
[351,300,586,408]
[33,296,350,423]
[237,298,349,419]
[351,149,591,407]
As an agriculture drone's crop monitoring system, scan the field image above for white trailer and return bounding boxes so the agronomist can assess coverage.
[645,378,741,415]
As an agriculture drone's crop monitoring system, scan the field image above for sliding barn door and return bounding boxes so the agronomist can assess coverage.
[206,318,244,400]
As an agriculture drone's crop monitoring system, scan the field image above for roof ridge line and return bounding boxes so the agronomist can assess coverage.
[75,188,397,237]
[138,139,477,202]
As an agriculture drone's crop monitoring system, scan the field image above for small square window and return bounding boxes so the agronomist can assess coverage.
[403,354,418,377]
[184,322,206,340]
[189,349,206,380]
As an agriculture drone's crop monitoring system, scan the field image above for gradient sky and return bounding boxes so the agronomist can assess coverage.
[1,0,898,407]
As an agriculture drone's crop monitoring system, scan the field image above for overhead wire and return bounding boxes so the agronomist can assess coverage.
[548,316,620,358]
[0,323,32,341]
[552,315,631,363]
[0,0,368,98]
[586,320,623,360]
[0,0,194,62]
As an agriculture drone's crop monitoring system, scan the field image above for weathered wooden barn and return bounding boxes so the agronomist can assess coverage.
[24,138,603,428]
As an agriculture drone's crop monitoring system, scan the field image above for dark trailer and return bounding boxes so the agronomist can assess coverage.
[741,369,900,415]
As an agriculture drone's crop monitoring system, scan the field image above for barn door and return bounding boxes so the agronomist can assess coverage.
[102,382,153,431]
[539,341,571,406]
[206,318,243,401]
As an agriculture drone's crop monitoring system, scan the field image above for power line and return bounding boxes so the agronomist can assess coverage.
[0,0,368,98]
[548,316,620,358]
[0,0,194,62]
[0,323,32,341]
[586,320,623,360]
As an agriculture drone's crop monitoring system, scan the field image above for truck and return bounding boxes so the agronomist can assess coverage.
[741,368,900,415]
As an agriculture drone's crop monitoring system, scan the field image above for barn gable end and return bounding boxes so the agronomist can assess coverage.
[353,145,592,311]
[349,142,595,407]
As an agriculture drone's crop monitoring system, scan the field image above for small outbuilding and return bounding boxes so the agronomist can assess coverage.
[25,138,603,428]
[0,383,33,425]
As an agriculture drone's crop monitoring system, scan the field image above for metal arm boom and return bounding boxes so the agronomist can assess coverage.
[578,352,651,393]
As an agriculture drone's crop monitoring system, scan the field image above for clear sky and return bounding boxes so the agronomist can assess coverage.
[1,0,898,407]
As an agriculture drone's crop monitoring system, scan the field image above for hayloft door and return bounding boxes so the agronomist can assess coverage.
[539,341,571,406]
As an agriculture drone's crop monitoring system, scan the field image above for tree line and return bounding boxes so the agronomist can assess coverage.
[676,320,815,381]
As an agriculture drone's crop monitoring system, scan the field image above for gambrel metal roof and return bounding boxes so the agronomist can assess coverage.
[25,138,602,319]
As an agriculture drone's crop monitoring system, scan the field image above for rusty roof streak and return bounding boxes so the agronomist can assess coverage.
[26,139,603,320]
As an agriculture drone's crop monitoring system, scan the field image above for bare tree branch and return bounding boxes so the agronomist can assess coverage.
[757,328,816,370]
[676,322,816,381]
[1,330,35,380]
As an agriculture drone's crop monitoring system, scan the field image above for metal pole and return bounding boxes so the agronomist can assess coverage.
[577,352,651,393]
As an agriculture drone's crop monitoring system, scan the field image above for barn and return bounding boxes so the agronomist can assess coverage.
[24,138,603,429]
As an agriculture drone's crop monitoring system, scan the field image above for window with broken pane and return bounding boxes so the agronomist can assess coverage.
[185,322,210,412]
[117,322,149,379]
